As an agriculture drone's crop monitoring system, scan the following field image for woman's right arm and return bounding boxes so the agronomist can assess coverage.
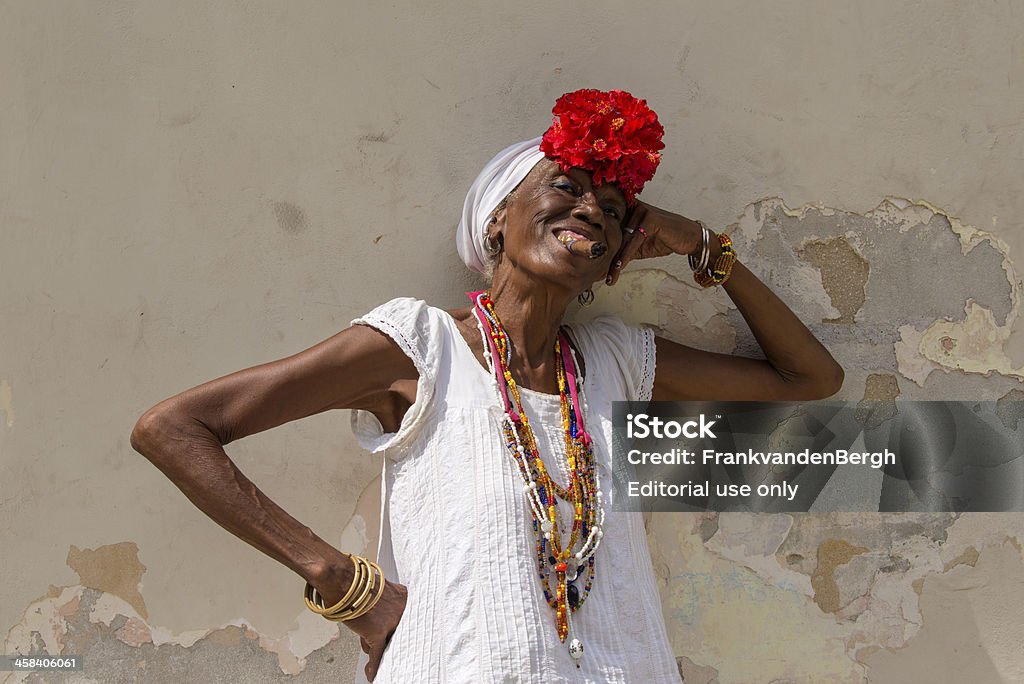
[129,323,416,681]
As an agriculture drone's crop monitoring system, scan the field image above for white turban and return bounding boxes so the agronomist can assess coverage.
[456,137,546,274]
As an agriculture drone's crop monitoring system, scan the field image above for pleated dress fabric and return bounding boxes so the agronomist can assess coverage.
[350,298,681,684]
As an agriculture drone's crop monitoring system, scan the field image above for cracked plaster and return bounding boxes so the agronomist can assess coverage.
[579,195,1020,402]
[2,547,361,684]
[646,508,1024,683]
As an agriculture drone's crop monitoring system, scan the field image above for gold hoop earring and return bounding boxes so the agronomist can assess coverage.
[578,288,595,307]
[485,234,502,255]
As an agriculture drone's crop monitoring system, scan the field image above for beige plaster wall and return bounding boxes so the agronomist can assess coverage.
[2,2,1023,682]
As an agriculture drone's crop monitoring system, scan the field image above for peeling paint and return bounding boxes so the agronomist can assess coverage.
[861,373,901,401]
[811,539,870,614]
[942,545,980,571]
[705,514,812,595]
[796,237,869,324]
[3,578,359,683]
[66,543,148,619]
[676,655,720,684]
[650,512,866,684]
[0,539,371,682]
[864,541,1024,684]
[697,512,720,543]
[3,586,357,683]
[870,199,1023,382]
[115,616,153,648]
[3,586,83,677]
[855,373,900,429]
[725,196,1018,392]
[580,195,1018,400]
[895,324,945,387]
[916,302,1024,381]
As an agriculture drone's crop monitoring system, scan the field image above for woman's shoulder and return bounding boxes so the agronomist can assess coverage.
[352,297,481,364]
[353,296,452,328]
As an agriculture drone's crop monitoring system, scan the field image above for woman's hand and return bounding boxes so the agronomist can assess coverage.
[605,200,705,286]
[312,565,408,682]
[346,581,408,682]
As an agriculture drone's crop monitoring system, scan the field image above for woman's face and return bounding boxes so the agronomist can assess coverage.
[491,158,628,292]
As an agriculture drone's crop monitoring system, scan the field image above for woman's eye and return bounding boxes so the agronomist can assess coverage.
[553,181,578,194]
[603,207,621,220]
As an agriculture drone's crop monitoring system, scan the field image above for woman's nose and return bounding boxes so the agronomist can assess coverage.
[571,193,604,227]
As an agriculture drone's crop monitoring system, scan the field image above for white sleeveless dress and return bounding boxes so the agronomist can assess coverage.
[350,298,681,684]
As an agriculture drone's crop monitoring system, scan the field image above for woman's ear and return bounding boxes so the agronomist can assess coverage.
[488,206,508,241]
[484,213,504,255]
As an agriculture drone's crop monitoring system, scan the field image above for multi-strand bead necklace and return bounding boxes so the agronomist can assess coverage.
[470,290,605,667]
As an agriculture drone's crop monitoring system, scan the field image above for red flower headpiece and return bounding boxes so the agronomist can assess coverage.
[540,88,665,205]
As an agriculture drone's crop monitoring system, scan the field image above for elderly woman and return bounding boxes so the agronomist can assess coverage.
[131,89,842,683]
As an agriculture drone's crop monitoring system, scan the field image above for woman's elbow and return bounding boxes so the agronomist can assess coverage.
[130,404,192,464]
[812,362,844,399]
[130,408,168,459]
[780,362,844,401]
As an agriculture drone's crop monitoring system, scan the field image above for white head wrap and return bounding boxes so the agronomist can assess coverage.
[456,137,546,274]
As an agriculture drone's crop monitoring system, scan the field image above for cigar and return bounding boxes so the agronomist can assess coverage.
[558,232,607,259]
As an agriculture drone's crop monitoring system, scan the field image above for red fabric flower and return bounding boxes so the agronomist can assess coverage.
[540,89,665,204]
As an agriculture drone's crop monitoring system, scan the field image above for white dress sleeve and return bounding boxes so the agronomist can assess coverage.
[570,314,657,402]
[348,297,439,454]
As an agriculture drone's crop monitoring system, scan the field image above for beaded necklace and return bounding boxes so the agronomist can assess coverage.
[469,290,605,667]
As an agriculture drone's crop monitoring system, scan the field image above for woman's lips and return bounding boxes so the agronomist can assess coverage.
[556,229,591,241]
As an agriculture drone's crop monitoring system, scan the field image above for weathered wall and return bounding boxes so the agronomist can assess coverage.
[2,2,1023,682]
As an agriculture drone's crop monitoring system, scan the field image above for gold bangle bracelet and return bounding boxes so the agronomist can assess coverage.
[327,558,384,621]
[341,556,376,616]
[303,555,388,622]
[342,561,387,621]
[303,554,362,617]
[304,558,363,616]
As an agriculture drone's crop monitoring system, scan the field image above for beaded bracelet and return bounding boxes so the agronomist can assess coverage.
[303,555,387,622]
[693,232,737,288]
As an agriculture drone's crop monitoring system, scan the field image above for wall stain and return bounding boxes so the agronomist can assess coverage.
[0,379,13,427]
[272,202,307,235]
[357,132,392,144]
[66,542,148,619]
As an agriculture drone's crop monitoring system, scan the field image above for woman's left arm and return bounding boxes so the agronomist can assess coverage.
[607,202,844,402]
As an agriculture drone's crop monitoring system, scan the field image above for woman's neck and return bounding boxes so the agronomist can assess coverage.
[487,274,574,380]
